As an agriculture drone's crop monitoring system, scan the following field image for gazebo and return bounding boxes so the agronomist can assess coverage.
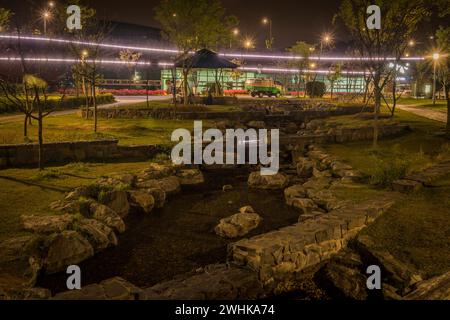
[174,49,239,104]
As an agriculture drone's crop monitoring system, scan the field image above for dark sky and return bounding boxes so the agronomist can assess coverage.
[1,0,445,51]
[88,0,342,49]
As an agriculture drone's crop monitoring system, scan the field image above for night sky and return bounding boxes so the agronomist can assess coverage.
[0,0,444,51]
[89,0,342,49]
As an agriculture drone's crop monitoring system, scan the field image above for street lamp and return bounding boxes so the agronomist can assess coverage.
[230,28,239,49]
[243,37,254,51]
[432,53,440,105]
[408,40,415,47]
[320,33,332,55]
[42,10,51,35]
[48,1,55,8]
[262,17,273,50]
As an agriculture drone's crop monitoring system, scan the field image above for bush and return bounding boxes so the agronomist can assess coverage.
[306,81,326,98]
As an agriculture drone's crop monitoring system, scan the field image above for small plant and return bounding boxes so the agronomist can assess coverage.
[306,81,326,98]
[32,169,63,180]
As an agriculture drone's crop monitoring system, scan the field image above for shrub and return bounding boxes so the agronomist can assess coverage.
[306,81,326,98]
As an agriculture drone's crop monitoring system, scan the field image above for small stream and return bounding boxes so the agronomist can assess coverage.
[37,168,300,294]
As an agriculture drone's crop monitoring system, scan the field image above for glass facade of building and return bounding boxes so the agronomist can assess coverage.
[160,68,367,94]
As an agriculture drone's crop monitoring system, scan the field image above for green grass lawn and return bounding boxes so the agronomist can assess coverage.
[0,114,212,146]
[393,97,448,112]
[324,107,450,278]
[361,174,450,278]
[0,161,159,242]
[116,100,243,112]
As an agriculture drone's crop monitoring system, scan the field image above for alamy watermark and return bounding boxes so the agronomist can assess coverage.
[171,121,280,175]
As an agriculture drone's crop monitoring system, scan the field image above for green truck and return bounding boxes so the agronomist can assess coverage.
[245,78,283,98]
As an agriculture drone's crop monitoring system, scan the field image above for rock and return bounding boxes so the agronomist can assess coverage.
[50,199,92,215]
[284,185,307,206]
[77,219,118,253]
[316,262,368,300]
[392,179,423,193]
[305,119,325,131]
[222,185,233,192]
[215,211,262,238]
[99,190,130,218]
[65,186,91,201]
[0,235,43,287]
[303,177,332,191]
[139,163,175,180]
[176,169,205,186]
[405,271,450,300]
[137,176,181,196]
[43,231,94,274]
[96,174,136,189]
[89,202,125,234]
[148,188,166,208]
[296,157,314,178]
[53,277,145,300]
[0,286,51,300]
[247,121,266,129]
[248,172,289,190]
[239,206,255,214]
[128,190,155,214]
[298,211,323,222]
[157,176,181,196]
[308,190,339,211]
[109,173,136,186]
[290,198,317,214]
[21,214,74,234]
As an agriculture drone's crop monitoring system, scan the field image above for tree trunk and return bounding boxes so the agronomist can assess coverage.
[38,107,44,170]
[83,77,89,120]
[92,82,97,133]
[391,76,397,117]
[183,69,189,105]
[373,78,381,149]
[446,89,450,136]
[330,82,334,100]
[23,114,28,138]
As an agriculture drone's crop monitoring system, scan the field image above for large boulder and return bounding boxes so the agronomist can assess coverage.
[248,172,288,190]
[77,219,118,253]
[99,190,130,218]
[296,157,314,178]
[65,186,92,201]
[290,198,317,214]
[89,202,126,234]
[148,187,166,209]
[215,206,262,239]
[405,271,450,300]
[176,169,205,186]
[0,286,51,300]
[128,190,155,214]
[284,185,307,206]
[53,277,146,300]
[43,231,94,274]
[0,235,43,287]
[21,214,74,234]
[138,163,175,180]
[137,176,181,196]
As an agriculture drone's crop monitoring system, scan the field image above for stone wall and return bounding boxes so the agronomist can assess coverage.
[82,105,367,122]
[281,124,411,151]
[0,140,164,169]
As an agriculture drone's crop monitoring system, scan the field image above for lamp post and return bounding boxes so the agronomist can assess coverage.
[262,17,273,50]
[320,33,332,55]
[432,53,440,105]
[42,11,51,35]
[230,28,239,49]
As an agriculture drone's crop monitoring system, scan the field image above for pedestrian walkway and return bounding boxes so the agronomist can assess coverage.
[397,104,447,123]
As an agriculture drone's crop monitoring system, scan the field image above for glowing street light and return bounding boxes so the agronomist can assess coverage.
[320,33,333,54]
[243,38,255,51]
[309,63,317,69]
[48,1,55,8]
[262,17,273,50]
[233,28,239,36]
[230,28,239,48]
[41,10,52,35]
[81,50,89,58]
[408,40,415,47]
[432,52,440,105]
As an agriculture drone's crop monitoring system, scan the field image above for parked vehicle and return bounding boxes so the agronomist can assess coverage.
[245,78,283,98]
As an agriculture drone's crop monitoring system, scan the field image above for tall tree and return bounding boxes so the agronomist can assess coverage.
[287,41,315,98]
[336,0,432,147]
[327,63,342,99]
[436,26,450,135]
[155,0,238,105]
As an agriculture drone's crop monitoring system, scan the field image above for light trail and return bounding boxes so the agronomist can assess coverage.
[0,56,370,75]
[0,34,426,62]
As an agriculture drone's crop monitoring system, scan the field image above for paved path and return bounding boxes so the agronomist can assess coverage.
[0,96,169,123]
[397,104,447,123]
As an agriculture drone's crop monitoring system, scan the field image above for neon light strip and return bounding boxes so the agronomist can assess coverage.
[0,56,369,74]
[0,34,426,62]
[0,57,152,65]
